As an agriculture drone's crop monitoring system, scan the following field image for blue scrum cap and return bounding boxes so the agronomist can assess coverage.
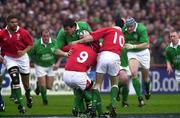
[125,17,136,27]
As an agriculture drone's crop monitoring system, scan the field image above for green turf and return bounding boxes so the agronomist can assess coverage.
[0,94,180,116]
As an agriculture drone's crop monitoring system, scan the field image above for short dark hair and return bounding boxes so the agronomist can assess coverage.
[62,18,76,28]
[115,18,125,28]
[6,14,18,22]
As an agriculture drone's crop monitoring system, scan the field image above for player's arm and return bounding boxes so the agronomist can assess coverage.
[17,31,34,56]
[70,34,94,45]
[165,48,173,75]
[57,29,66,48]
[166,61,173,75]
[124,42,149,49]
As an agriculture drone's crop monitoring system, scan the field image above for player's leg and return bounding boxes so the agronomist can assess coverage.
[0,74,5,112]
[8,66,26,113]
[91,72,104,117]
[38,76,48,105]
[21,73,33,108]
[118,69,129,108]
[129,59,144,107]
[140,50,151,100]
[108,75,118,117]
[19,54,33,108]
[35,81,40,95]
[142,68,151,100]
[46,76,54,90]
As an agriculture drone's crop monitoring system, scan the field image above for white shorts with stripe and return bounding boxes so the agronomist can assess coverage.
[127,49,150,69]
[34,64,55,77]
[63,70,91,90]
[96,51,120,76]
[4,53,30,74]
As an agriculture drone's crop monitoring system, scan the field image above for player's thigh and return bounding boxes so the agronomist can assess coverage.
[3,56,18,70]
[108,58,120,76]
[17,54,30,74]
[46,76,54,89]
[38,76,46,87]
[35,65,47,78]
[96,51,120,76]
[137,49,150,69]
[63,71,89,90]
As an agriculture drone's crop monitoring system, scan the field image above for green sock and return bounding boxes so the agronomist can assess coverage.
[11,82,16,98]
[144,81,150,94]
[14,88,24,106]
[92,89,103,115]
[73,88,85,112]
[122,84,129,102]
[40,86,47,101]
[79,98,85,113]
[110,85,118,108]
[84,90,92,102]
[132,77,142,97]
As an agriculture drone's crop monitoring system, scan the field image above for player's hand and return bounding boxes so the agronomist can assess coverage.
[167,64,173,75]
[124,43,137,49]
[17,50,26,57]
[53,64,59,70]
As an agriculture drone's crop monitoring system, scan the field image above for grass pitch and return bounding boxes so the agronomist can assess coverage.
[0,94,180,117]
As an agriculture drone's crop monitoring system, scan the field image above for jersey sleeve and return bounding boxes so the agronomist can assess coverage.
[138,24,149,43]
[22,29,33,46]
[90,28,106,41]
[80,22,92,32]
[57,28,66,49]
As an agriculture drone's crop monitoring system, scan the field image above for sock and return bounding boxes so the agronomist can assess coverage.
[83,91,92,111]
[10,82,16,98]
[84,90,92,102]
[14,88,25,106]
[0,84,3,104]
[110,85,118,108]
[122,84,129,102]
[144,81,151,94]
[92,89,103,115]
[73,88,85,113]
[132,77,142,97]
[40,86,47,101]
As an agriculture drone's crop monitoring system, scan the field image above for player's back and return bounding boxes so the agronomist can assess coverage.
[65,43,97,72]
[91,27,124,55]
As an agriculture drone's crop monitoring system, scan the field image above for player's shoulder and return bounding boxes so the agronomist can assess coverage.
[137,23,147,31]
[19,27,30,34]
[76,21,89,27]
[165,44,173,52]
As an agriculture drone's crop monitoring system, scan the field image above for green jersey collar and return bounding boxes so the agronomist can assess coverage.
[169,39,180,48]
[40,38,52,45]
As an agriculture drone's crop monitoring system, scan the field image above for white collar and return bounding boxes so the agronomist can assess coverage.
[5,26,20,38]
[40,37,52,45]
[169,39,180,48]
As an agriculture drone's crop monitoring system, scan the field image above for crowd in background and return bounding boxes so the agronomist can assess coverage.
[0,0,179,64]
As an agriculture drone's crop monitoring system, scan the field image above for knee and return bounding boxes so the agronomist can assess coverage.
[8,66,20,88]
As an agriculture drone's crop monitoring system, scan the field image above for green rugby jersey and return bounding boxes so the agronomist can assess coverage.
[165,41,180,70]
[28,38,58,67]
[122,23,149,52]
[57,21,92,49]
